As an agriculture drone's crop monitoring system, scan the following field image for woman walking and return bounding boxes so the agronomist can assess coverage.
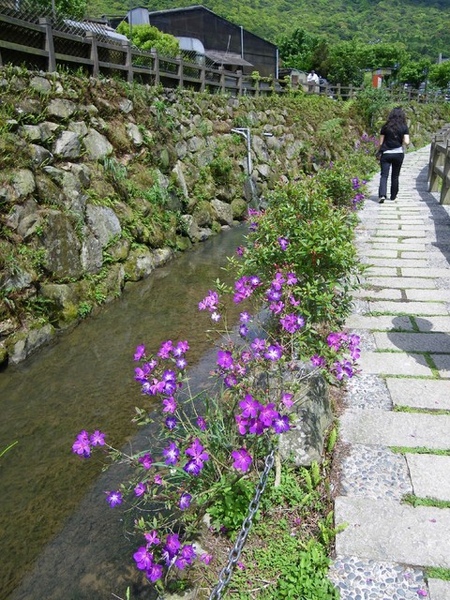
[378,107,410,203]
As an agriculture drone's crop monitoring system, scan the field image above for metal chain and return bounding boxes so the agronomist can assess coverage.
[208,449,275,600]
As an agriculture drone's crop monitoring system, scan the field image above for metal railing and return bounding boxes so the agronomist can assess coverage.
[428,124,450,204]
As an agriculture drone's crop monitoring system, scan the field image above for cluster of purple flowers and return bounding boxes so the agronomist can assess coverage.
[133,531,199,583]
[235,393,291,437]
[310,331,361,380]
[133,341,189,402]
[72,429,105,458]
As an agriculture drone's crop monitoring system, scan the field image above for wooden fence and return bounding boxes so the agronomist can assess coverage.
[0,11,361,98]
[0,11,446,103]
[428,124,450,205]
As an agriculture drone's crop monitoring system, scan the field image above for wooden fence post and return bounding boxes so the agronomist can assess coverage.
[237,69,243,96]
[441,139,450,205]
[39,17,56,72]
[219,66,225,93]
[177,55,183,89]
[122,40,133,84]
[85,32,99,77]
[152,49,160,86]
[200,61,206,92]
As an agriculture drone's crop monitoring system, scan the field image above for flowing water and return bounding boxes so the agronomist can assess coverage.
[0,225,245,600]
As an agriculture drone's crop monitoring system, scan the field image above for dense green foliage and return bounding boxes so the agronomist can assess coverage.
[84,0,450,64]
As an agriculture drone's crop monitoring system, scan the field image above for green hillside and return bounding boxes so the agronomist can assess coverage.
[85,0,450,62]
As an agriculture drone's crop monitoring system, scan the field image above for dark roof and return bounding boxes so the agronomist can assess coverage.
[145,4,277,48]
[204,50,253,67]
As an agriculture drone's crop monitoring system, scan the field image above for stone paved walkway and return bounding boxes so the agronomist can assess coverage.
[329,145,450,600]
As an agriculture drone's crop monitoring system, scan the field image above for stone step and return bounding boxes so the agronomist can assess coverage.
[367,301,447,316]
[358,351,433,376]
[406,454,450,502]
[386,378,450,410]
[429,579,450,600]
[335,496,450,568]
[373,331,450,353]
[340,409,450,449]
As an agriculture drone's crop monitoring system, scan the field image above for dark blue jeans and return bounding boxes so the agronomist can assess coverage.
[378,152,404,200]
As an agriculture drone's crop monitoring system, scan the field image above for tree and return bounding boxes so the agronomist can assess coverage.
[325,41,364,87]
[277,27,322,72]
[116,23,179,57]
[429,61,450,89]
[398,58,432,88]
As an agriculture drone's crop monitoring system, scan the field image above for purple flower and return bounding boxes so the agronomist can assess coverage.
[164,533,181,559]
[106,490,123,507]
[139,453,153,470]
[200,553,213,565]
[173,340,189,356]
[239,394,261,418]
[236,245,244,256]
[211,311,221,322]
[311,354,326,368]
[175,544,196,569]
[281,392,294,408]
[239,324,249,337]
[259,403,278,427]
[133,546,153,571]
[273,414,291,433]
[134,482,146,497]
[165,415,178,430]
[264,344,283,361]
[154,474,163,485]
[286,272,297,285]
[196,416,207,431]
[72,430,91,458]
[251,338,266,355]
[235,414,248,435]
[183,460,203,476]
[163,442,180,465]
[278,237,289,250]
[162,396,177,413]
[144,530,160,545]
[185,438,209,463]
[199,290,219,312]
[240,311,251,324]
[176,357,187,369]
[280,313,304,333]
[147,563,163,582]
[134,344,146,361]
[231,448,252,472]
[158,340,173,359]
[327,332,343,351]
[179,492,192,510]
[269,301,284,314]
[217,350,234,370]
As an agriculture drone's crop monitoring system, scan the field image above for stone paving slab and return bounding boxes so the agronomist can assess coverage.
[402,267,450,278]
[428,579,450,600]
[365,266,398,277]
[364,249,399,258]
[429,354,450,377]
[368,277,436,289]
[335,497,450,568]
[346,315,414,330]
[406,454,450,502]
[358,351,433,376]
[386,378,450,410]
[414,316,450,332]
[405,289,450,302]
[354,288,402,300]
[370,239,427,247]
[367,300,448,316]
[372,236,428,244]
[340,409,450,448]
[401,251,430,258]
[365,258,429,268]
[373,331,450,352]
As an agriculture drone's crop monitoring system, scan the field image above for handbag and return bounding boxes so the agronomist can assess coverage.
[375,148,383,160]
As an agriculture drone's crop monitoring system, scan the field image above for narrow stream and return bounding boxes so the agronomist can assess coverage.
[1,225,245,600]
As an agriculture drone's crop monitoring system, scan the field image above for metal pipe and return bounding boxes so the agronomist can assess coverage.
[231,127,252,176]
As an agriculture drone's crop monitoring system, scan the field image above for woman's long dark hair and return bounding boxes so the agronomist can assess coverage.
[384,107,407,135]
